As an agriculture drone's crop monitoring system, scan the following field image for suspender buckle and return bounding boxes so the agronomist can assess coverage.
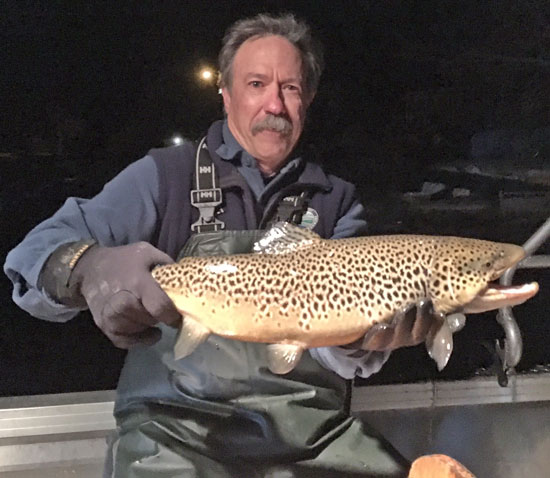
[190,188,222,206]
[190,188,224,233]
[191,217,225,233]
[190,188,224,232]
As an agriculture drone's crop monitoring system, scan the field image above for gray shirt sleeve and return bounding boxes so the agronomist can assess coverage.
[331,199,369,239]
[3,155,160,321]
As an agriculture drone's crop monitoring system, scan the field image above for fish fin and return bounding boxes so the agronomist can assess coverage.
[446,313,466,333]
[253,222,321,255]
[360,301,432,350]
[174,317,210,360]
[266,343,304,374]
[426,319,454,371]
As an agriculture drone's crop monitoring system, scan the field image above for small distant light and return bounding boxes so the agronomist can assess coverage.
[198,67,217,84]
[171,135,183,146]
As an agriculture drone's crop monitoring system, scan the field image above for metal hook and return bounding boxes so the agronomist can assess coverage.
[495,215,550,385]
[494,307,521,387]
[482,340,509,387]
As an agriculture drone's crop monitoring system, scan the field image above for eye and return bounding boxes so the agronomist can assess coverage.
[249,80,263,88]
[284,84,301,93]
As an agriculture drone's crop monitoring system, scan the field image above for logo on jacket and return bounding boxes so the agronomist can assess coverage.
[299,208,319,229]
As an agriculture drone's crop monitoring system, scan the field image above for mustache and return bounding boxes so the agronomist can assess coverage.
[251,115,292,136]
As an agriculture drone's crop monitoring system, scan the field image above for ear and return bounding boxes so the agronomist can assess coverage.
[221,87,232,114]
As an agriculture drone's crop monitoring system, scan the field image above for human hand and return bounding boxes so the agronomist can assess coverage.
[354,301,446,352]
[70,242,181,348]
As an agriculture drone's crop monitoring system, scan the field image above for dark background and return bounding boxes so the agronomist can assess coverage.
[1,1,549,395]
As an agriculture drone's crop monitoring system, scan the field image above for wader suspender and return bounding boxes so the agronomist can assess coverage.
[191,136,312,231]
[270,191,310,226]
[190,137,225,233]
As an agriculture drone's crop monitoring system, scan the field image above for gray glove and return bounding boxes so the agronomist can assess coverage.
[69,242,181,348]
[344,301,441,352]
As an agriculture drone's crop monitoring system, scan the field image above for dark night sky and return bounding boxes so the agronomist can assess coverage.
[3,1,548,175]
[0,1,549,395]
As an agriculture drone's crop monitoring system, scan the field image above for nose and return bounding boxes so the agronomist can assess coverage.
[264,85,285,116]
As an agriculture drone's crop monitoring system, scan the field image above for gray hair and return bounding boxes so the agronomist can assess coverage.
[218,13,324,97]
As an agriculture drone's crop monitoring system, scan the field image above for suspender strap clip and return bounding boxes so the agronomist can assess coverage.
[274,191,311,225]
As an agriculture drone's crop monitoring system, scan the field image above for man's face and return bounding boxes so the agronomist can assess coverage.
[222,35,313,174]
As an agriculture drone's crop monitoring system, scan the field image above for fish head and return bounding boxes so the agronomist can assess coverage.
[428,238,526,314]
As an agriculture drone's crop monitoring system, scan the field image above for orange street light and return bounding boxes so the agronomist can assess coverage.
[198,67,216,84]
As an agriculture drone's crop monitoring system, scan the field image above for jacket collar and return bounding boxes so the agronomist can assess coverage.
[206,120,332,192]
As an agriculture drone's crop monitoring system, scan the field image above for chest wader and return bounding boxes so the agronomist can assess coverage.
[108,141,409,478]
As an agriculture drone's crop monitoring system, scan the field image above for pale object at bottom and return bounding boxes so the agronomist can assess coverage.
[409,454,476,478]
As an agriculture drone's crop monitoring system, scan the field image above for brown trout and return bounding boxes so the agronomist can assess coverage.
[152,223,538,374]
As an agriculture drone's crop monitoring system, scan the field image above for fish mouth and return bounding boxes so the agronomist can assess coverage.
[462,281,539,314]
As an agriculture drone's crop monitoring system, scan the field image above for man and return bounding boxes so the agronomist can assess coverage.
[4,13,471,478]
